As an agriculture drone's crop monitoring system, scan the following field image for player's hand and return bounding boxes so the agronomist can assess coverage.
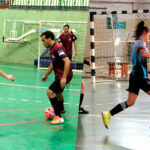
[41,75,47,82]
[7,75,15,82]
[147,69,150,74]
[75,50,77,56]
[60,78,66,89]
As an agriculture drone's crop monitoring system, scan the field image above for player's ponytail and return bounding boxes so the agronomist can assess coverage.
[134,21,149,40]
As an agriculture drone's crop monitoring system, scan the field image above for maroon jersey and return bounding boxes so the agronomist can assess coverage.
[59,32,77,56]
[50,42,73,81]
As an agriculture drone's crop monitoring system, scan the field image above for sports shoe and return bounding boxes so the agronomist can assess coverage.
[60,109,66,114]
[102,111,112,129]
[51,116,64,124]
[79,108,89,114]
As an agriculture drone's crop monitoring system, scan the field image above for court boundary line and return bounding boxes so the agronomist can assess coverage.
[0,115,78,126]
[0,64,37,71]
[0,105,79,112]
[0,82,80,92]
[0,64,83,73]
[85,114,150,123]
[86,114,150,117]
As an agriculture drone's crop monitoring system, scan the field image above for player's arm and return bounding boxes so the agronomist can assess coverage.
[147,69,150,74]
[61,57,71,88]
[0,70,15,81]
[73,40,77,56]
[58,36,63,46]
[140,49,150,58]
[41,63,53,81]
[72,34,77,55]
[62,57,71,79]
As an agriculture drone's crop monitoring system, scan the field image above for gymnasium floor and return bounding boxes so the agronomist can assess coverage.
[1,63,150,150]
[0,63,82,150]
[76,79,150,150]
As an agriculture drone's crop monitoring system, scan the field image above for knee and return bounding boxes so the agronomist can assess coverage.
[47,89,54,98]
[147,91,150,95]
[126,100,135,107]
[57,95,64,101]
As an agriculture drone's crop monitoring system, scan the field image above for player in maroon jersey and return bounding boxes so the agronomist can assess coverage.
[59,24,77,60]
[41,31,73,124]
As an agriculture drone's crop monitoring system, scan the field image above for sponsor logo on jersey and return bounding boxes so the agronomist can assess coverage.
[58,50,65,56]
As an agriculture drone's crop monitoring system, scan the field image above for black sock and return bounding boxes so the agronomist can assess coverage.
[110,101,128,116]
[58,100,64,112]
[79,94,84,109]
[49,97,61,117]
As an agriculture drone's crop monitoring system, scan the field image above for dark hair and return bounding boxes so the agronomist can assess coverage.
[63,24,69,29]
[40,31,55,40]
[134,21,149,40]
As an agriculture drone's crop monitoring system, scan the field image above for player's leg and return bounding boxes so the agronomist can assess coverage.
[48,79,64,124]
[79,79,89,114]
[102,76,139,129]
[140,78,150,95]
[102,92,137,129]
[56,93,66,114]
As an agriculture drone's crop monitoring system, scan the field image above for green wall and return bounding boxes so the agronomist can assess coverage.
[0,9,88,65]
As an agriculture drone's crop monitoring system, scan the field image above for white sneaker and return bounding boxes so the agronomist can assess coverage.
[51,116,64,124]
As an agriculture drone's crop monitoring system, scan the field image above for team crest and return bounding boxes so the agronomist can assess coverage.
[51,55,56,61]
[68,38,72,42]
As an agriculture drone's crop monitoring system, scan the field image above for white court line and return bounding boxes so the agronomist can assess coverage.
[0,64,37,71]
[95,80,116,85]
[108,102,116,104]
[85,114,150,123]
[138,110,150,113]
[96,104,102,106]
[82,105,88,108]
[64,103,70,104]
[89,114,150,117]
[0,97,2,99]
[114,117,150,123]
[0,83,80,92]
[86,113,150,118]
[116,114,150,117]
[8,98,16,100]
[21,99,29,101]
[35,101,42,103]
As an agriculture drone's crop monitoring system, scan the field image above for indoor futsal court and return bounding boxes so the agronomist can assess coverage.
[1,0,150,150]
[76,80,150,150]
[0,62,81,149]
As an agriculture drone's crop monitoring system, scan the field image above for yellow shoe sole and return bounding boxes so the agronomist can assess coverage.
[102,112,109,129]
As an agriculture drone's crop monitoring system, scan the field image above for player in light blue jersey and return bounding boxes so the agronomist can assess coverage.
[102,21,150,129]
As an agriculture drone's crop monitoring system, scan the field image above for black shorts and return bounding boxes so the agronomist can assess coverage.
[49,79,64,93]
[127,75,150,95]
[68,55,72,61]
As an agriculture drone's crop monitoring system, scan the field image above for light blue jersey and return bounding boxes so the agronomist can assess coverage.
[131,39,148,79]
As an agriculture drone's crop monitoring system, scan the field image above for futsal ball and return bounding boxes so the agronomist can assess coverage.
[45,107,55,120]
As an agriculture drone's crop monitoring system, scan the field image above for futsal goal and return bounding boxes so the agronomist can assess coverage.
[88,10,150,84]
[3,19,87,73]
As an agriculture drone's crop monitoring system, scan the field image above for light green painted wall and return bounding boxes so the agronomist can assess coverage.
[0,9,88,65]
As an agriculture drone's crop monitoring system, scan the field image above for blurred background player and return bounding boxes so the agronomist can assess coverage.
[59,24,77,60]
[41,31,73,124]
[0,70,15,81]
